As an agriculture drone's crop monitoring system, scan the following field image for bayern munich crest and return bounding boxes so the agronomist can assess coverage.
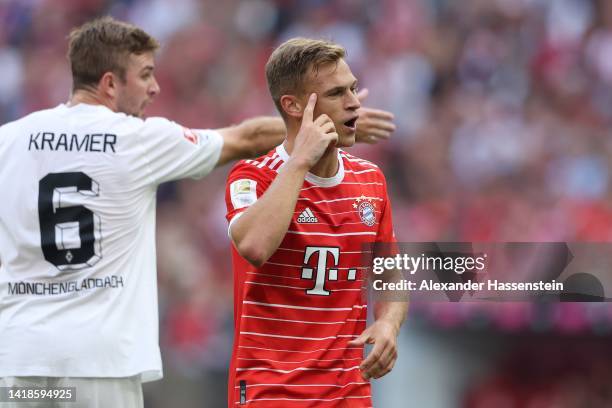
[353,195,377,226]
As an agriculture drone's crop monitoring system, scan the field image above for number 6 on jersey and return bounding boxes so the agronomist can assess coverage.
[38,172,102,270]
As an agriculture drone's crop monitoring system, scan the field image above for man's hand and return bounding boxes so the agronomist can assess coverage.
[348,319,400,380]
[290,93,339,169]
[355,88,396,144]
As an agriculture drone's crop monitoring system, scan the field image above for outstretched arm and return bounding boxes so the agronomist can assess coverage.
[215,116,286,167]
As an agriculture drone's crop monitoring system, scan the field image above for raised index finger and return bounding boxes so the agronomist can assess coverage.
[302,93,317,123]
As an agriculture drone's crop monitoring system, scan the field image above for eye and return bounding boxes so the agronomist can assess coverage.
[351,86,358,94]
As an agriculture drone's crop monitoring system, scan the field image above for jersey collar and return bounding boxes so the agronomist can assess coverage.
[275,144,345,188]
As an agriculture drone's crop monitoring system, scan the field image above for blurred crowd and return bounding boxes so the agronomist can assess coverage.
[3,0,612,406]
[464,337,612,407]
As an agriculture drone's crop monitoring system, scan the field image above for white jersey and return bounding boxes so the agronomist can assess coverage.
[0,103,223,382]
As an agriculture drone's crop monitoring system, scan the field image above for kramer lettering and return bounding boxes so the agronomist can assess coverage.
[28,132,117,153]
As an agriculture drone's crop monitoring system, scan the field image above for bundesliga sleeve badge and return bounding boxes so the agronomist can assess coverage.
[353,195,377,226]
[230,179,258,209]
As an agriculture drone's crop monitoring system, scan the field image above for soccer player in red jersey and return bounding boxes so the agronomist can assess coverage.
[225,38,407,407]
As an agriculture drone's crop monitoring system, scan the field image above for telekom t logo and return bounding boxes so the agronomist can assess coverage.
[301,246,358,296]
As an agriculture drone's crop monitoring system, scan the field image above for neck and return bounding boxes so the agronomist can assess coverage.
[284,122,339,178]
[68,88,114,111]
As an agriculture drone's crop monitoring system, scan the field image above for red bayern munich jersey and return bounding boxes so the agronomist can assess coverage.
[225,144,396,407]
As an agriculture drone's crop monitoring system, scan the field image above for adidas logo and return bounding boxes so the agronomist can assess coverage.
[297,207,318,223]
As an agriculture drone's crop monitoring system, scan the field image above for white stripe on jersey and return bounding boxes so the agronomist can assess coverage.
[245,272,364,284]
[257,153,277,169]
[242,315,352,325]
[237,395,371,404]
[313,221,379,226]
[313,196,383,204]
[236,366,361,374]
[240,331,357,341]
[265,261,367,270]
[245,271,301,280]
[245,281,305,290]
[298,196,383,204]
[340,154,379,167]
[268,156,282,170]
[238,357,362,364]
[239,345,363,354]
[301,182,383,191]
[245,281,362,292]
[237,395,371,405]
[276,247,372,254]
[243,301,354,311]
[286,230,376,237]
[344,169,378,174]
[291,209,381,216]
[235,382,369,389]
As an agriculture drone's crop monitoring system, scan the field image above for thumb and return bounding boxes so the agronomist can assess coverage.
[356,88,369,103]
[348,330,372,347]
[302,93,317,124]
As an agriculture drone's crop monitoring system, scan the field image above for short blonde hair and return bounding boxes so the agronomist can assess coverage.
[265,38,346,117]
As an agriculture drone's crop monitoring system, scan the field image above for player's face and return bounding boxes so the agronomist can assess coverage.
[304,59,360,147]
[115,52,160,118]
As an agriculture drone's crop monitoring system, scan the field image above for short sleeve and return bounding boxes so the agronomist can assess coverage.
[225,161,274,232]
[137,117,224,185]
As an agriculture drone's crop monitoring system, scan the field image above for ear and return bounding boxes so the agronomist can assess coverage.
[99,72,118,99]
[280,95,305,119]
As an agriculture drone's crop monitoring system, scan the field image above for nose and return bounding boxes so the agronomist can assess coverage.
[347,90,361,110]
[149,77,161,97]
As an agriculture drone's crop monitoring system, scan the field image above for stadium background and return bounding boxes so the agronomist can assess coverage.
[2,0,612,406]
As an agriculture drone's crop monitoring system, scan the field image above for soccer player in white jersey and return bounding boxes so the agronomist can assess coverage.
[0,18,396,408]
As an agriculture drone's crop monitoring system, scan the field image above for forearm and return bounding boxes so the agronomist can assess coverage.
[373,264,408,333]
[374,300,408,335]
[230,160,307,266]
[216,116,286,167]
[242,116,286,155]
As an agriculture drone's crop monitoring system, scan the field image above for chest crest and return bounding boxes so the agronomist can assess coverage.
[352,195,377,227]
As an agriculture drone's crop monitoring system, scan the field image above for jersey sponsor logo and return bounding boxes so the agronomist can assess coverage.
[182,127,199,145]
[301,246,358,296]
[352,195,377,227]
[230,179,257,209]
[297,207,318,223]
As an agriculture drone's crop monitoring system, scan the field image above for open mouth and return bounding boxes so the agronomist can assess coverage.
[344,117,358,129]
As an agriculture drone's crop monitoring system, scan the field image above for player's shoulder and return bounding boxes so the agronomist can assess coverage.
[0,106,60,131]
[339,150,386,180]
[229,148,282,179]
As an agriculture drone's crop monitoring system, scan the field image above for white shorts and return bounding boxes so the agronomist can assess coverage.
[0,376,143,408]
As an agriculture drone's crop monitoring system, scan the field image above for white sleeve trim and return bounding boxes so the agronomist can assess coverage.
[227,212,244,240]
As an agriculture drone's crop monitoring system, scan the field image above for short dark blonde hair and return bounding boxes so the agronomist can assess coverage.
[68,16,159,91]
[265,38,346,117]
